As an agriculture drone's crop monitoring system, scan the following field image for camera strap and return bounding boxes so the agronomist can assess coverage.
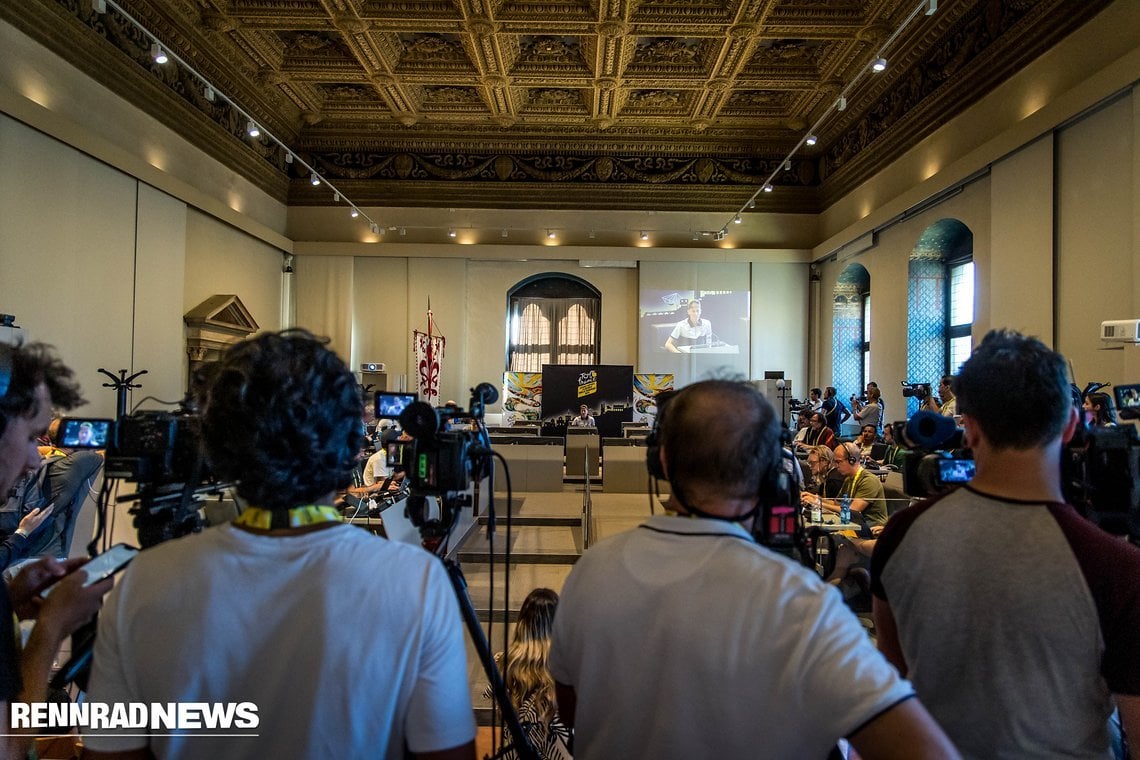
[233,505,344,530]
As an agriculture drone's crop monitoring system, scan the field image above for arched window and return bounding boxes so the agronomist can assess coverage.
[507,274,600,372]
[907,219,973,413]
[833,263,870,405]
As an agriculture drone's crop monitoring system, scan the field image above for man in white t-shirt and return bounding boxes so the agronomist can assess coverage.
[84,331,475,760]
[547,380,957,760]
[664,299,712,352]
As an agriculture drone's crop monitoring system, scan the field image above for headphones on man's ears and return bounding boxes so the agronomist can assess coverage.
[841,442,860,465]
[645,384,794,516]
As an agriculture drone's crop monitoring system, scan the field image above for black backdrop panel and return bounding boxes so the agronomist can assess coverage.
[541,365,634,439]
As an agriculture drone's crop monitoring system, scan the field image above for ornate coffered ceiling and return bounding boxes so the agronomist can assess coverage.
[3,0,1110,213]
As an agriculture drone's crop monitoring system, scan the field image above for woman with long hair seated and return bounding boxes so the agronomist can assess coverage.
[487,587,572,760]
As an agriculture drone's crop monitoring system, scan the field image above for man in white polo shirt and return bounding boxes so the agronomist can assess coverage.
[547,379,958,760]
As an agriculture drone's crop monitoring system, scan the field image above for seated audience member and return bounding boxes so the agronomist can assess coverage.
[1083,391,1116,428]
[800,412,837,450]
[856,424,879,459]
[84,330,476,760]
[0,342,113,758]
[2,449,102,565]
[813,442,888,528]
[791,411,811,448]
[873,329,1140,759]
[802,445,844,499]
[853,386,883,432]
[548,380,958,760]
[922,375,957,417]
[486,588,572,760]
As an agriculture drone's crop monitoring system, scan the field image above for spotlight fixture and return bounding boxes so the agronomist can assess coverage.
[926,0,938,15]
[806,134,818,146]
[588,230,596,239]
[333,192,341,203]
[501,229,509,238]
[284,152,293,164]
[370,223,380,235]
[837,95,847,111]
[547,230,556,239]
[640,231,649,241]
[309,172,320,186]
[399,227,407,236]
[448,229,457,238]
[203,85,215,102]
[92,0,106,12]
[246,120,260,138]
[871,57,887,73]
[763,183,774,193]
[151,43,168,65]
[733,214,742,225]
[784,159,792,171]
[714,229,727,241]
[350,208,359,218]
[691,231,700,241]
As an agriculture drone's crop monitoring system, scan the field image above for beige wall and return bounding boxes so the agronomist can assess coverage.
[1,114,287,413]
[1056,95,1137,385]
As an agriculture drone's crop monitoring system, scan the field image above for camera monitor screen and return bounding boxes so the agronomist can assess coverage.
[59,417,113,448]
[375,392,417,420]
[1114,383,1140,420]
[938,458,975,484]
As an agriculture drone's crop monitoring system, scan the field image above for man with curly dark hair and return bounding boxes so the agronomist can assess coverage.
[84,330,476,760]
[0,342,113,758]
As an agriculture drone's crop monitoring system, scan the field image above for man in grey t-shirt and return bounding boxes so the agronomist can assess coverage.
[873,329,1140,759]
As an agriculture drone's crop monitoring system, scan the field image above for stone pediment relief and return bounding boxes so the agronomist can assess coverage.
[184,295,259,365]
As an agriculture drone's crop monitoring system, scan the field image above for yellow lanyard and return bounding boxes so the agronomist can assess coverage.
[233,505,344,531]
[843,469,865,500]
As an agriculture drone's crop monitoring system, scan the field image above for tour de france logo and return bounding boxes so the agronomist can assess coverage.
[577,370,597,398]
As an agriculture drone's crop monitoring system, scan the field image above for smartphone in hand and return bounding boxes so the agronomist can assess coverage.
[41,544,138,597]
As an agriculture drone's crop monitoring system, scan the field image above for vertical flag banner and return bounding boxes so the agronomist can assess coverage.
[503,372,543,425]
[413,303,445,406]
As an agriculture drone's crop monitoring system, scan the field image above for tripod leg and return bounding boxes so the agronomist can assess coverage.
[443,559,539,760]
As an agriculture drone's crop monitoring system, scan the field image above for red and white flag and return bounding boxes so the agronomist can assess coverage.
[413,306,445,406]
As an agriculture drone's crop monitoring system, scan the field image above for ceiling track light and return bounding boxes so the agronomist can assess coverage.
[871,57,887,73]
[309,172,320,186]
[748,199,756,209]
[333,192,340,203]
[151,43,168,65]
[691,231,700,241]
[501,229,509,238]
[837,95,847,111]
[926,0,938,15]
[246,119,260,138]
[203,85,215,102]
[714,229,727,241]
[784,159,792,171]
[448,229,457,238]
[284,152,293,164]
[399,227,407,236]
[806,134,818,146]
[350,208,359,218]
[369,223,380,235]
[640,231,649,241]
[763,183,774,193]
[92,0,106,13]
[733,214,742,225]
[547,230,556,239]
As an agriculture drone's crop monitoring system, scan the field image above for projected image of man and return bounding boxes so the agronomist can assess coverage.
[664,299,712,353]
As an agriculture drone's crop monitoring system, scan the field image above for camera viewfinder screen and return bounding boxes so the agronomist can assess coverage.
[376,392,417,420]
[938,458,975,483]
[59,418,112,448]
[1114,384,1140,419]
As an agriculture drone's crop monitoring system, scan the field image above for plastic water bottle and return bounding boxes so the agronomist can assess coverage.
[811,497,822,524]
[840,495,851,524]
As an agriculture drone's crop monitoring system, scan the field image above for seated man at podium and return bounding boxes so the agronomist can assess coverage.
[569,404,595,428]
[664,299,712,353]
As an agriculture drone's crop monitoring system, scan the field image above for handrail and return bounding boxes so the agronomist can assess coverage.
[581,446,593,550]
